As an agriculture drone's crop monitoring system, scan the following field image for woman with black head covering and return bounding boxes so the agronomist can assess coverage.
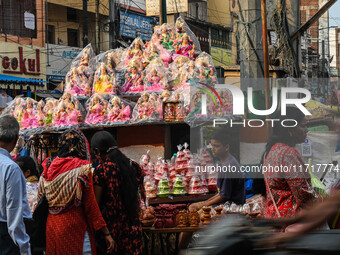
[91,131,144,255]
[37,129,114,255]
[259,106,320,219]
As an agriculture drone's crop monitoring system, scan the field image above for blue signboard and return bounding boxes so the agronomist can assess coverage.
[120,9,156,41]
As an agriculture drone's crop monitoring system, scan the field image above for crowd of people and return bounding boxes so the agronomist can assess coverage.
[0,105,339,254]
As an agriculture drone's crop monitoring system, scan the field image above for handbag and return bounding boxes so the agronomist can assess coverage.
[31,194,49,250]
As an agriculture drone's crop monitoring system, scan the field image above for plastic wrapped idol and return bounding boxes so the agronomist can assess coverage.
[43,98,58,127]
[173,175,187,196]
[174,16,201,51]
[93,63,118,95]
[140,150,151,170]
[144,176,157,199]
[123,37,144,67]
[173,33,195,61]
[195,52,217,85]
[54,94,84,128]
[143,63,167,92]
[36,100,46,127]
[132,93,160,122]
[64,66,93,97]
[158,23,175,51]
[157,175,171,198]
[107,96,132,124]
[20,98,39,130]
[65,44,95,97]
[143,42,160,67]
[85,94,108,126]
[7,97,23,120]
[169,55,190,90]
[156,90,172,118]
[122,60,144,94]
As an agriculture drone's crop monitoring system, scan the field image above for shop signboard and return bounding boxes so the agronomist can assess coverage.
[0,42,46,80]
[46,44,82,81]
[146,0,188,16]
[211,46,233,66]
[120,9,156,41]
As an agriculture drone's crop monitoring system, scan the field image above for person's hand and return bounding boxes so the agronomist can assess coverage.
[189,202,203,212]
[104,235,115,254]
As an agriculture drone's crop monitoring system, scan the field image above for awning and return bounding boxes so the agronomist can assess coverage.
[0,74,47,86]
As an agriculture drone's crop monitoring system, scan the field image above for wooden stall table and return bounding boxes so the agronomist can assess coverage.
[143,226,203,255]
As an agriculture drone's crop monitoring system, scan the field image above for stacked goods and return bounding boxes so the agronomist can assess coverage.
[144,176,157,199]
[172,176,187,196]
[157,177,171,198]
[140,206,156,227]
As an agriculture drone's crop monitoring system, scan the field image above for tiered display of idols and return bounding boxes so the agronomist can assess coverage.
[1,17,237,132]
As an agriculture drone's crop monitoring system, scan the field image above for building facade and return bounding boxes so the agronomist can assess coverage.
[0,0,47,89]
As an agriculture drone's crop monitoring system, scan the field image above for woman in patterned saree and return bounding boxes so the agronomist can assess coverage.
[91,131,144,255]
[37,129,114,255]
[262,106,320,219]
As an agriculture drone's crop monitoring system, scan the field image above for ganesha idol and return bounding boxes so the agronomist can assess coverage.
[107,96,131,123]
[122,60,144,94]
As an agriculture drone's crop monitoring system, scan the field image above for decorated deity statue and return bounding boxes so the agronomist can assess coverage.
[36,100,45,127]
[93,63,117,94]
[128,37,144,61]
[85,95,107,125]
[44,100,55,126]
[145,67,163,92]
[143,43,159,67]
[80,48,90,66]
[21,98,39,129]
[174,33,195,60]
[160,24,174,51]
[122,60,144,93]
[195,57,216,84]
[107,96,131,123]
[53,101,69,127]
[175,19,185,41]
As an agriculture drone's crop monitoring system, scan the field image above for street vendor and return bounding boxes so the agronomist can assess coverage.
[189,129,246,212]
[179,129,245,251]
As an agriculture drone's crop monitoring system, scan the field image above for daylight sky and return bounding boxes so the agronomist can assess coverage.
[329,1,340,27]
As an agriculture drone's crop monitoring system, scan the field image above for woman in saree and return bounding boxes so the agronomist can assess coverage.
[37,129,114,255]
